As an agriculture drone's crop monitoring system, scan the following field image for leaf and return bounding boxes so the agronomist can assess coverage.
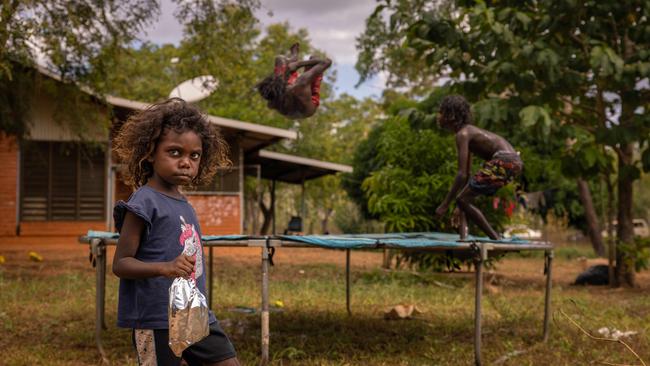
[515,12,532,30]
[590,45,624,78]
[519,105,551,132]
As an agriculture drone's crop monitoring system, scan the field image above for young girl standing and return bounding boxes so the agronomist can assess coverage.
[112,98,240,366]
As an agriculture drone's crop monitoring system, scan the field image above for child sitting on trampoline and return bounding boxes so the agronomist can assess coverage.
[435,95,523,240]
[111,98,240,366]
[257,42,332,119]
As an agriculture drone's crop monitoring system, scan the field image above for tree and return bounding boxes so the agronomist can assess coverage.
[101,43,182,102]
[355,0,450,94]
[358,0,650,286]
[0,0,160,137]
[295,94,382,234]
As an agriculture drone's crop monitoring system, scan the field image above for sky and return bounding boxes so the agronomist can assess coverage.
[138,0,386,99]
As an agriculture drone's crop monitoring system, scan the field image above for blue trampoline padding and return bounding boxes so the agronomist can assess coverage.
[379,238,462,248]
[279,233,531,248]
[278,235,378,249]
[87,230,119,239]
[85,230,532,248]
[86,230,249,242]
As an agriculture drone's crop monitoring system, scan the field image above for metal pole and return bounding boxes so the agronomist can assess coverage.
[92,239,109,364]
[252,165,261,235]
[346,249,351,316]
[300,176,306,228]
[543,250,554,342]
[239,145,244,233]
[271,180,276,235]
[208,246,214,309]
[99,243,107,330]
[474,243,485,366]
[260,239,270,366]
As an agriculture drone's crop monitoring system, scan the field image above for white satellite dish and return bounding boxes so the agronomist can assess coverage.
[169,75,219,103]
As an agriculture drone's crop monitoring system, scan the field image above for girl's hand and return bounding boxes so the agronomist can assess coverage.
[163,254,195,278]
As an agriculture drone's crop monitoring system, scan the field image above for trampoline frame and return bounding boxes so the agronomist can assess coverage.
[79,235,553,366]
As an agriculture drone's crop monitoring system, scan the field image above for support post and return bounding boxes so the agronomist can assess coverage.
[300,175,306,225]
[271,180,276,235]
[543,250,554,342]
[260,239,270,366]
[208,246,214,309]
[473,243,486,366]
[99,243,107,330]
[346,249,351,316]
[91,239,109,364]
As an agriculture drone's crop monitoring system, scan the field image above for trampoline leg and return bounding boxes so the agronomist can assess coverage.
[99,243,107,330]
[474,244,486,366]
[92,239,109,364]
[543,250,553,342]
[208,246,214,309]
[260,243,270,366]
[346,249,351,316]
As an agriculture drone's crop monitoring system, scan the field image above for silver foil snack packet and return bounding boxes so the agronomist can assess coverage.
[168,277,209,356]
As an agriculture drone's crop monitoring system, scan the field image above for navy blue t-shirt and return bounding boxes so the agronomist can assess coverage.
[113,185,217,329]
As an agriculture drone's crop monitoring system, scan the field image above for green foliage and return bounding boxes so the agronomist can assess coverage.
[101,43,182,101]
[355,0,449,94]
[619,237,650,272]
[360,115,454,232]
[360,113,512,236]
[358,0,650,280]
[0,0,160,138]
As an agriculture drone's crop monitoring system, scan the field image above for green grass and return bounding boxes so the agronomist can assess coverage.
[0,254,648,365]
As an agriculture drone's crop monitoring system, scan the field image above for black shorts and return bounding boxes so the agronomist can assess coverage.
[132,321,237,366]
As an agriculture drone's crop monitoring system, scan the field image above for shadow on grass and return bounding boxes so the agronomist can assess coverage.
[224,309,478,364]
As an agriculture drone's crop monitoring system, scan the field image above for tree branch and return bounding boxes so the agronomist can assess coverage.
[558,96,616,126]
[559,308,646,366]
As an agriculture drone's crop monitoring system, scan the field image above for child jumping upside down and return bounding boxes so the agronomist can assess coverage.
[257,43,332,119]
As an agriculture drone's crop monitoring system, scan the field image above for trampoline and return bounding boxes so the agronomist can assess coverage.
[79,231,553,366]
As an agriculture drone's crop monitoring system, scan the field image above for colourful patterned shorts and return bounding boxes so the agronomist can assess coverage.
[469,151,523,196]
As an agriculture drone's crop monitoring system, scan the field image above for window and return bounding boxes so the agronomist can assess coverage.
[191,167,241,193]
[21,141,106,221]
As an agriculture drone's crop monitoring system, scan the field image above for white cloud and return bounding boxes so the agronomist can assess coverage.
[256,0,375,65]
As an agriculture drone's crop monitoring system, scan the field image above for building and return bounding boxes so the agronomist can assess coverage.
[0,66,351,241]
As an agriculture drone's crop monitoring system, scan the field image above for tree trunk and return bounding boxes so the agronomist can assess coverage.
[320,208,333,234]
[615,144,636,287]
[259,198,272,235]
[577,178,606,257]
[605,177,616,287]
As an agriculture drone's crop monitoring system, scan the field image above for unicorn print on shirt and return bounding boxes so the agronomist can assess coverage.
[179,215,203,278]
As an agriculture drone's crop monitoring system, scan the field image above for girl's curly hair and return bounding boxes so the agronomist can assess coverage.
[439,95,472,130]
[113,98,231,188]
